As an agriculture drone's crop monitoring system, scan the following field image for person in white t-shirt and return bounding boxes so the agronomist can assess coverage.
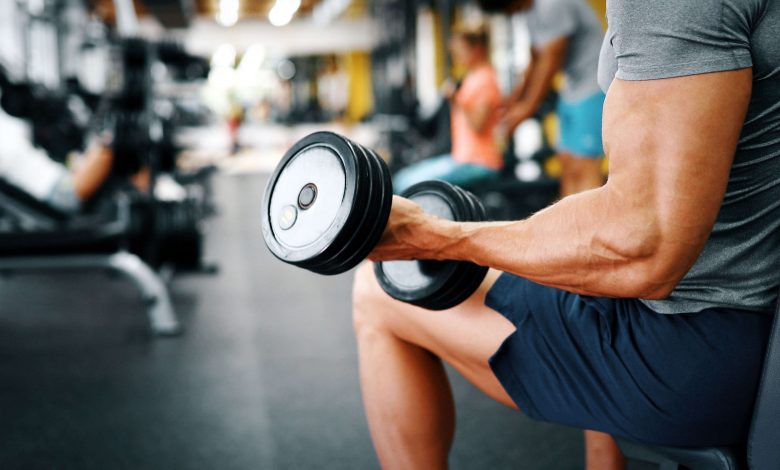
[0,84,127,214]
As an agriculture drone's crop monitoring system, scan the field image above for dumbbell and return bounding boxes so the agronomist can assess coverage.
[261,131,489,310]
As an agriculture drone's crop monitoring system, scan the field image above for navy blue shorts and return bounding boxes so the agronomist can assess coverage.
[485,273,772,447]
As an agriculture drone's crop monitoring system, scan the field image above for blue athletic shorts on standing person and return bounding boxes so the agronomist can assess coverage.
[557,91,605,158]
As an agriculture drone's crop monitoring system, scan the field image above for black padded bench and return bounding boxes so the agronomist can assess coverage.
[0,179,181,336]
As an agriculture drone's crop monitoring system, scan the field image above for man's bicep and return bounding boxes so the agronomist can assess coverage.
[603,70,751,278]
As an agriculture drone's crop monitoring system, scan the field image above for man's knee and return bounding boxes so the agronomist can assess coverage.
[352,262,394,337]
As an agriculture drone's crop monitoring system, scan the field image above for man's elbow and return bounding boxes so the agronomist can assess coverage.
[629,252,692,300]
[605,229,688,300]
[632,275,678,300]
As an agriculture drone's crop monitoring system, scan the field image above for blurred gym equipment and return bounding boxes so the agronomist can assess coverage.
[0,2,216,336]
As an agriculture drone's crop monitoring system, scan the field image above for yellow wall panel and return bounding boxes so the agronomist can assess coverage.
[587,0,607,30]
[345,51,373,122]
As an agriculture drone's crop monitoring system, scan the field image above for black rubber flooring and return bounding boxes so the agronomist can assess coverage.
[0,173,610,469]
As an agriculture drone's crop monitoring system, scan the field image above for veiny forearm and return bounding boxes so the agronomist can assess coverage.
[410,185,667,298]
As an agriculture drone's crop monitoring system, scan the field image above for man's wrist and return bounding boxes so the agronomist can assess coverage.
[413,217,516,266]
[409,214,465,261]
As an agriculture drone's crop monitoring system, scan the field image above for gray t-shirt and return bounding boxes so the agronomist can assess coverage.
[524,0,604,101]
[598,0,780,314]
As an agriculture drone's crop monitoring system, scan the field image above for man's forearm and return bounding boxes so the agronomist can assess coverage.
[405,186,668,299]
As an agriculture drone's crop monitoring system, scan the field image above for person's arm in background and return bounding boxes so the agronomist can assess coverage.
[371,70,751,299]
[506,49,537,104]
[502,37,567,132]
[501,0,578,133]
[71,139,114,201]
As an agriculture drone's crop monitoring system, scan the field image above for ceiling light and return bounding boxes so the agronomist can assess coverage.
[216,0,240,27]
[268,0,301,27]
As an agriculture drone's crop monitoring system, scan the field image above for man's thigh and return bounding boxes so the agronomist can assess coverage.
[353,263,517,408]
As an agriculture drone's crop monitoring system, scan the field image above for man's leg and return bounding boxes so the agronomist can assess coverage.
[585,430,626,470]
[352,264,516,469]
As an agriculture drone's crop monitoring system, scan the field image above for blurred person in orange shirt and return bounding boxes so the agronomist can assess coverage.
[394,24,503,193]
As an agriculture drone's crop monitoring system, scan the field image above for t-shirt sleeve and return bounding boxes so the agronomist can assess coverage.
[527,0,578,47]
[608,0,754,81]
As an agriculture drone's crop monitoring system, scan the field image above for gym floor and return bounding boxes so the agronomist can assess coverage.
[0,172,643,469]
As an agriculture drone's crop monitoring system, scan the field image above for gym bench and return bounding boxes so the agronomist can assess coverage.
[0,179,182,336]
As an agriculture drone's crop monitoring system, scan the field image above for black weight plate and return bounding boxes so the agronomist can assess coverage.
[375,181,464,299]
[316,143,393,275]
[374,181,465,304]
[450,184,474,219]
[362,147,395,253]
[430,253,488,307]
[296,138,372,272]
[453,185,475,216]
[464,189,488,221]
[309,139,386,275]
[314,144,392,274]
[262,132,359,267]
[405,183,475,310]
[381,182,490,311]
[425,187,489,309]
[446,258,490,307]
[301,135,371,272]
